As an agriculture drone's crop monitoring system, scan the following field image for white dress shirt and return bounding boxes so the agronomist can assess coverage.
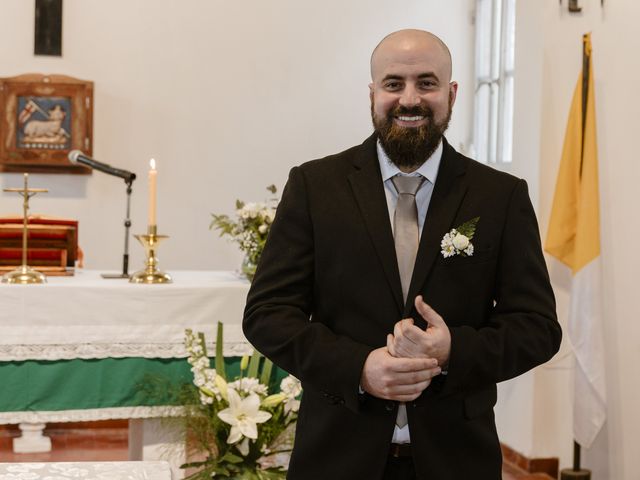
[376,139,443,444]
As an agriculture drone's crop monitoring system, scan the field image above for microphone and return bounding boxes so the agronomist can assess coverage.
[68,150,136,182]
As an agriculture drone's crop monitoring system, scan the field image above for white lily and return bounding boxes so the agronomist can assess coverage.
[217,390,272,444]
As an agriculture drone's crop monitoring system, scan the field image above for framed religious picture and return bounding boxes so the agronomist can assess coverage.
[0,74,93,174]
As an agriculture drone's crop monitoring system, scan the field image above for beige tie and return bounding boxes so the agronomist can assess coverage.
[391,175,424,428]
[392,175,424,303]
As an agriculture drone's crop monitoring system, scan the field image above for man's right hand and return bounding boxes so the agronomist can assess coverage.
[360,347,441,401]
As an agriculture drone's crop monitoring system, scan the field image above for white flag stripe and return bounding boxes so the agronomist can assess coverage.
[568,257,606,448]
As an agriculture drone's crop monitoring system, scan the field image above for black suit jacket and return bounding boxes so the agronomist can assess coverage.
[243,135,561,480]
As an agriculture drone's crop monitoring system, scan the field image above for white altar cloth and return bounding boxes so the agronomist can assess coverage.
[0,461,172,480]
[0,270,252,361]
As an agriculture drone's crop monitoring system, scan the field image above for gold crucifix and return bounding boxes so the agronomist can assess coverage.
[2,173,49,284]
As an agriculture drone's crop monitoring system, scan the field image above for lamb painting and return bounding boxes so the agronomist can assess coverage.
[0,74,93,174]
[17,96,71,150]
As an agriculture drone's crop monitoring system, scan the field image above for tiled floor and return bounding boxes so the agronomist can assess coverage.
[0,422,552,479]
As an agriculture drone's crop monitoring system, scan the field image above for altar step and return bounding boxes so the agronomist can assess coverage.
[501,443,558,480]
[503,461,556,480]
[0,421,127,462]
[1,422,557,480]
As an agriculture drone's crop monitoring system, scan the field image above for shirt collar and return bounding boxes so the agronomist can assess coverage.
[377,139,443,185]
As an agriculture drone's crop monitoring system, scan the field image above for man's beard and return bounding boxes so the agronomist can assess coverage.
[371,100,452,170]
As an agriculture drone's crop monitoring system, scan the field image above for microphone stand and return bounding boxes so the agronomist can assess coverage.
[102,177,135,279]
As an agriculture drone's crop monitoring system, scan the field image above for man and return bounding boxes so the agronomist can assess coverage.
[243,29,561,479]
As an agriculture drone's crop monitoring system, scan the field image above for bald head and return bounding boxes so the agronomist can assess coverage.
[370,29,452,82]
[368,28,458,172]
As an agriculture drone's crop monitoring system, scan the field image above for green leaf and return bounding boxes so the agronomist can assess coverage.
[456,216,480,239]
[180,460,211,469]
[247,349,262,379]
[266,184,277,195]
[239,471,259,480]
[213,465,231,476]
[215,321,226,380]
[220,452,244,464]
[257,469,287,479]
[197,332,208,357]
[260,358,274,386]
[236,200,245,210]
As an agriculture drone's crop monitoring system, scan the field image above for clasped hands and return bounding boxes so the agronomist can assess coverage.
[360,296,451,402]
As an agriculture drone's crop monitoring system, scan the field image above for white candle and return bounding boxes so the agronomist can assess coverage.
[148,158,157,226]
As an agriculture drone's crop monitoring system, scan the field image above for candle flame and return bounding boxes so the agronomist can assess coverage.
[150,158,156,170]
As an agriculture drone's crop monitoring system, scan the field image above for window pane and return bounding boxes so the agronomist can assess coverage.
[473,0,516,165]
[500,75,514,163]
[474,84,491,163]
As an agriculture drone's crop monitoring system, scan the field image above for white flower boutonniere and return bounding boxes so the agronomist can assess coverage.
[441,217,480,258]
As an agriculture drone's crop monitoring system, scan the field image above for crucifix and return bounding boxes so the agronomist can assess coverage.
[561,0,604,12]
[569,0,582,12]
[2,173,49,284]
[35,0,63,56]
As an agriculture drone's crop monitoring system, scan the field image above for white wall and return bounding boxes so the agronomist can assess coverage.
[492,1,549,457]
[0,0,475,272]
[542,1,640,477]
[15,1,639,475]
[500,1,640,479]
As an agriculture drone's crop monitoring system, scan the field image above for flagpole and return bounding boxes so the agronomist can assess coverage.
[560,441,591,479]
[573,441,581,471]
[559,33,596,480]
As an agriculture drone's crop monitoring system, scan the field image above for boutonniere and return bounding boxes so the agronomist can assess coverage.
[441,217,480,258]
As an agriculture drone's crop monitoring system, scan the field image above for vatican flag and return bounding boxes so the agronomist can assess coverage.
[545,33,605,449]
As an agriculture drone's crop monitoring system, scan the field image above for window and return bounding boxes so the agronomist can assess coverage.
[473,0,516,165]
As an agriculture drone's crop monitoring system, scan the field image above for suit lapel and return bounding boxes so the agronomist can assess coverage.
[347,135,404,313]
[404,140,469,315]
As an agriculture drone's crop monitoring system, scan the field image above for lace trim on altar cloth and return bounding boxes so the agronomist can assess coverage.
[0,461,172,480]
[0,342,254,361]
[0,406,186,424]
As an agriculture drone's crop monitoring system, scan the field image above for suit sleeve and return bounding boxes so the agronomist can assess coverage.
[440,179,562,395]
[243,166,373,412]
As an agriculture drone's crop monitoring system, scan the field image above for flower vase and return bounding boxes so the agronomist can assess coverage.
[241,256,257,282]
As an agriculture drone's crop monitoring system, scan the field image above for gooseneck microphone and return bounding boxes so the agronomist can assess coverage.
[68,150,136,183]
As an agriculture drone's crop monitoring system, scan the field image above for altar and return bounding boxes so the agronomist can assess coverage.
[0,269,253,475]
[0,269,252,422]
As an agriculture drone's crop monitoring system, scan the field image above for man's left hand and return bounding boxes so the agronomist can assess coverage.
[387,295,451,368]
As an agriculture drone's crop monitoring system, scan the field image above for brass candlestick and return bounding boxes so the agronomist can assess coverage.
[2,174,48,284]
[129,225,172,284]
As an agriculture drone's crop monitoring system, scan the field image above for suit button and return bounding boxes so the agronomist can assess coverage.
[384,402,394,412]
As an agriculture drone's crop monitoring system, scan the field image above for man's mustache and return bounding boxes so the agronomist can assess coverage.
[390,105,434,118]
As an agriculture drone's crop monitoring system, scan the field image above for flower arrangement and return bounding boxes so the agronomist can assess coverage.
[182,323,300,480]
[440,217,480,258]
[210,186,278,281]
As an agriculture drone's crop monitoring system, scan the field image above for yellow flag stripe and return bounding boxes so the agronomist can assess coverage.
[545,33,600,274]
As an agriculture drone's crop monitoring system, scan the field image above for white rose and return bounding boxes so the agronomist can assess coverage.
[265,208,276,222]
[258,224,268,234]
[280,375,302,398]
[452,233,469,250]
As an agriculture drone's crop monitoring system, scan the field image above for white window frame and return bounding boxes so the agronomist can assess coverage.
[473,0,516,165]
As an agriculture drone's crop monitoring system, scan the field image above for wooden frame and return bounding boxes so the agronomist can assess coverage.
[0,74,93,174]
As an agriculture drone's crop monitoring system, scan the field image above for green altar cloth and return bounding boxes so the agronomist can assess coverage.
[1,357,286,416]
